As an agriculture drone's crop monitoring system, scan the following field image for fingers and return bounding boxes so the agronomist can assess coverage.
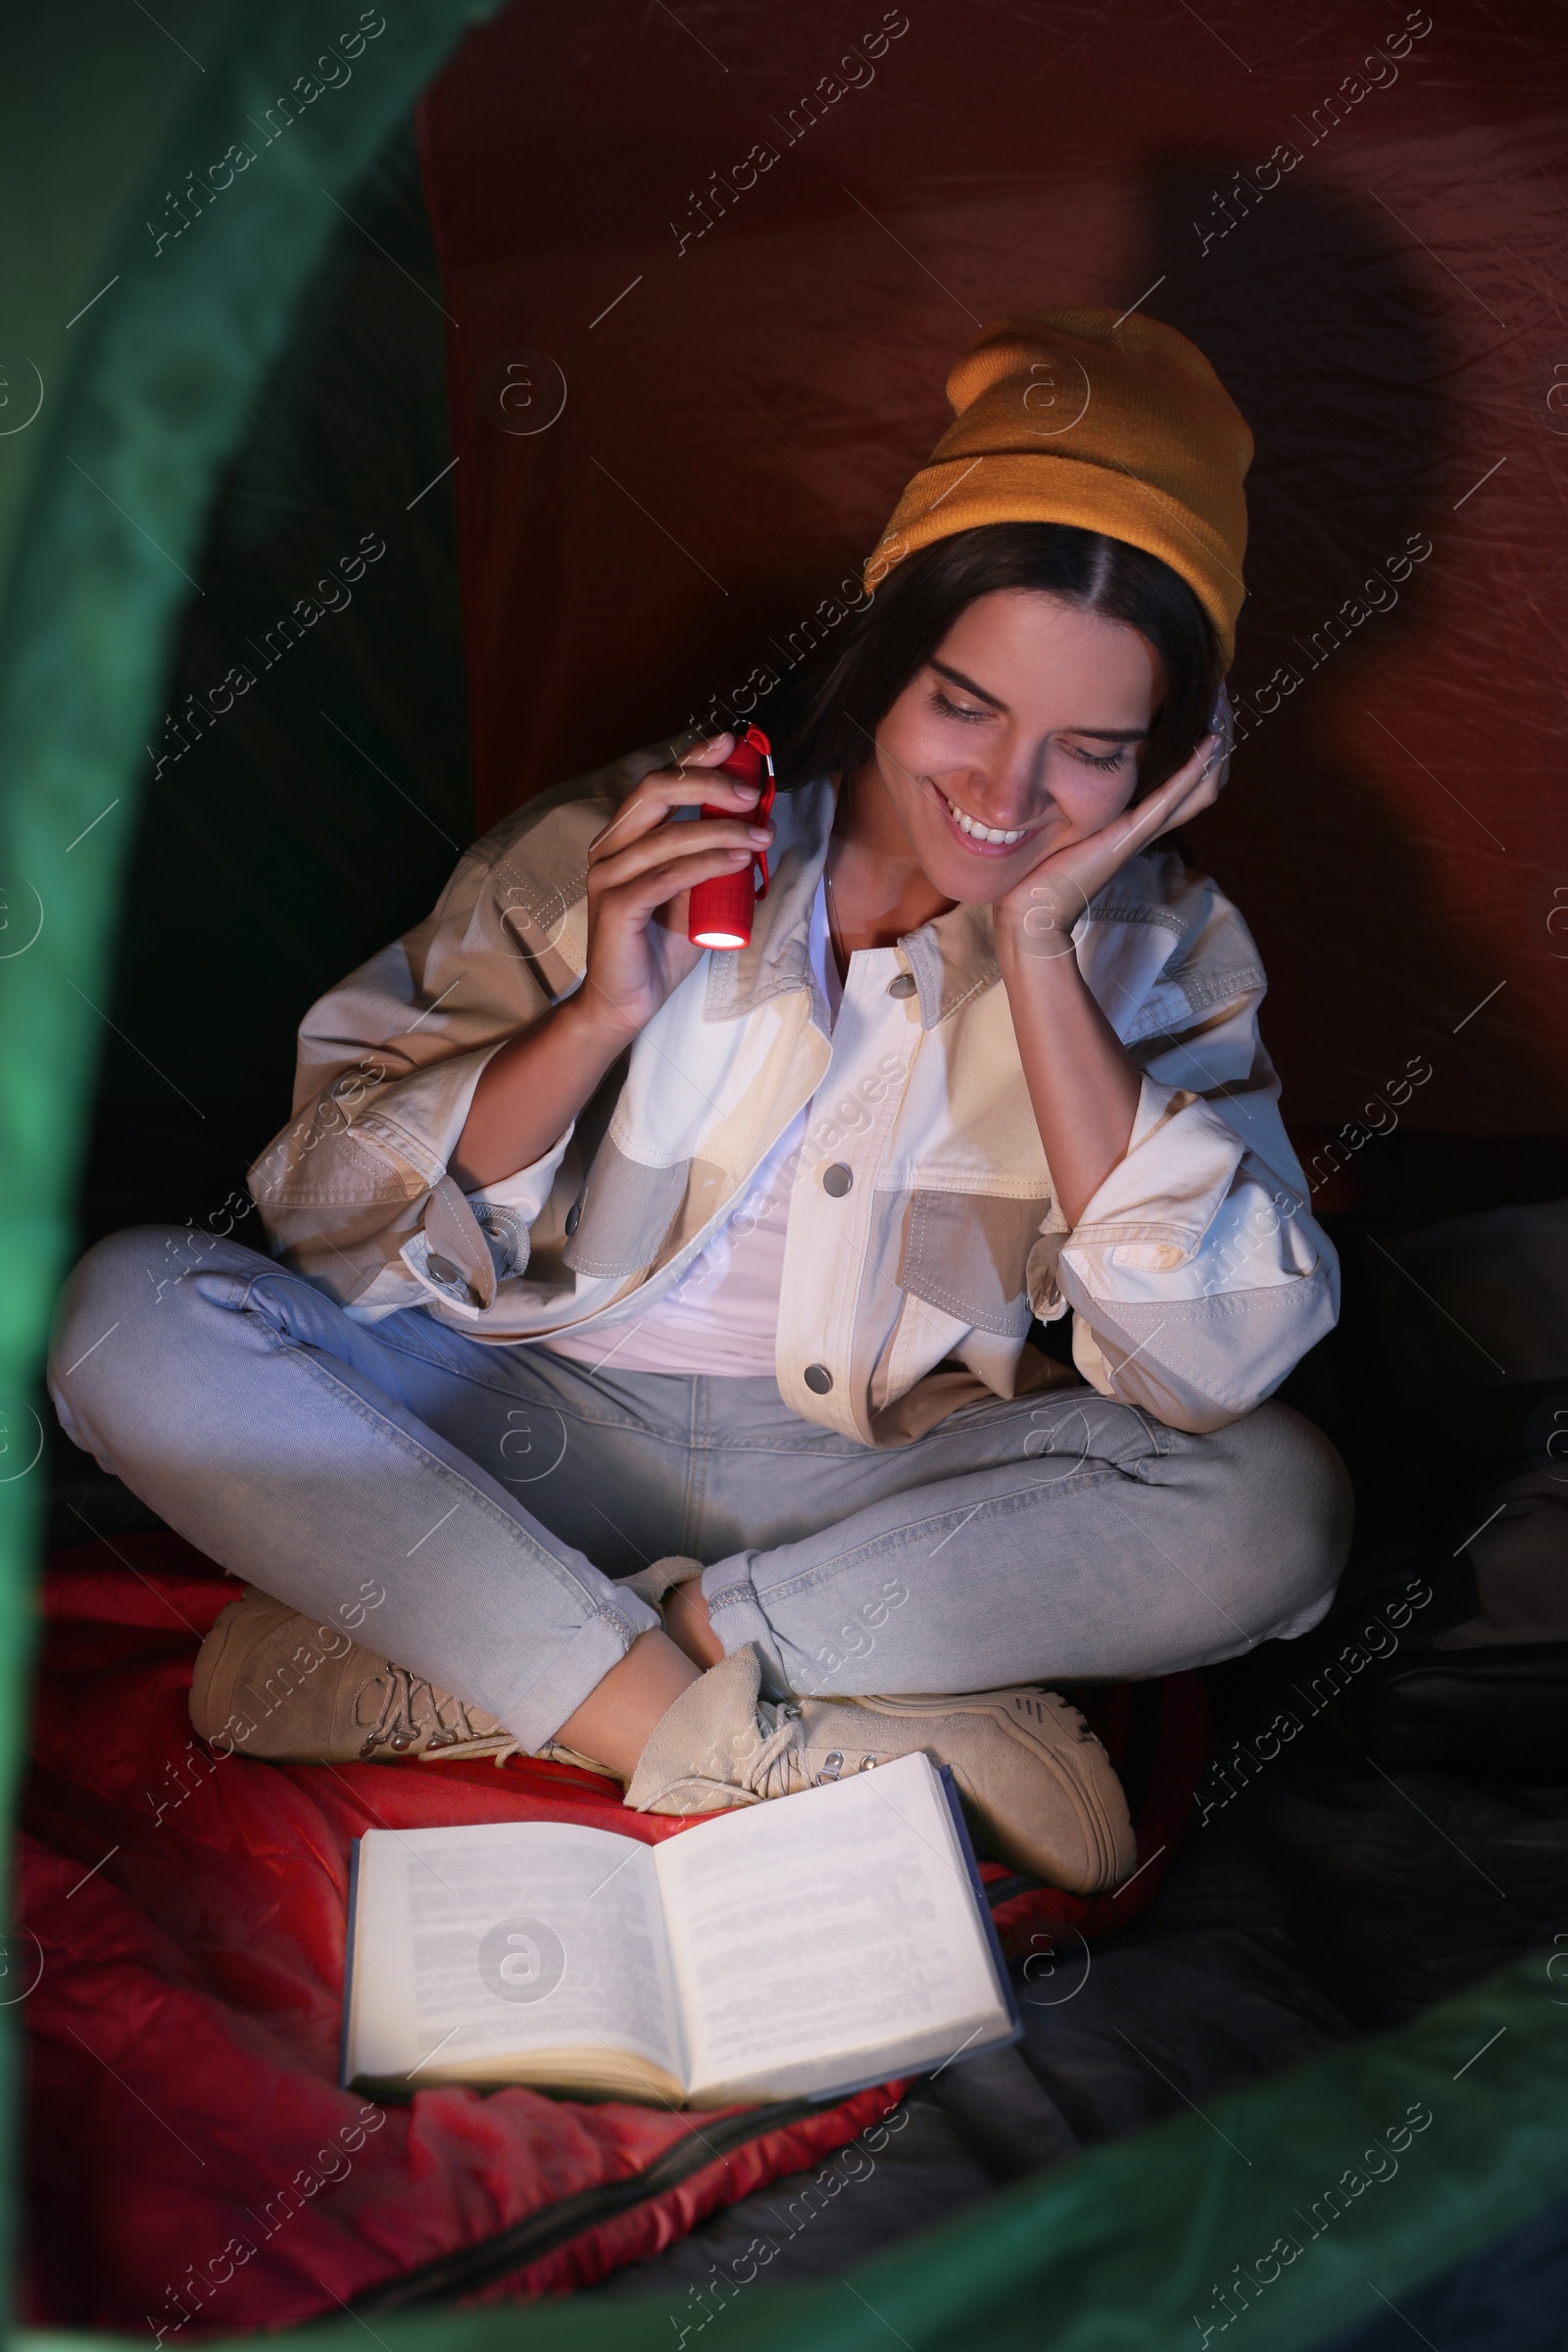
[1169,725,1223,794]
[1009,720,1230,935]
[1131,730,1224,840]
[1159,775,1222,834]
[600,841,760,921]
[1169,727,1228,824]
[591,810,770,897]
[588,733,761,861]
[1190,684,1234,798]
[1045,736,1217,888]
[672,728,741,774]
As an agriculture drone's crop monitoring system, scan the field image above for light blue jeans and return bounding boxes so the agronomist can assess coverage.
[47,1230,1352,1750]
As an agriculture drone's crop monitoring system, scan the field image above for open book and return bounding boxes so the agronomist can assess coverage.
[341,1750,1019,2107]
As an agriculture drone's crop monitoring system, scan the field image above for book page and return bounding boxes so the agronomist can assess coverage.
[345,1821,685,2092]
[655,1753,1009,2105]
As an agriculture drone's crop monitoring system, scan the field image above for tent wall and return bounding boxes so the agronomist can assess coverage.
[0,0,504,2323]
[0,2,244,579]
[419,0,1568,1140]
[98,119,472,1134]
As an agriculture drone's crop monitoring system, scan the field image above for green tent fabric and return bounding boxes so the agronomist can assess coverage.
[0,0,504,2318]
[3,6,1567,2346]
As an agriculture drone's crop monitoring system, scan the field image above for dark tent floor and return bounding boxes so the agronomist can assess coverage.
[39,57,1568,2344]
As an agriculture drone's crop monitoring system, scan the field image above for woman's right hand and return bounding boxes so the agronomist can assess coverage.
[574,732,774,1043]
[452,735,773,1191]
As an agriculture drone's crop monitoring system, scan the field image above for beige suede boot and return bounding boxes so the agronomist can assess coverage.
[188,1586,614,1774]
[622,1645,1136,1894]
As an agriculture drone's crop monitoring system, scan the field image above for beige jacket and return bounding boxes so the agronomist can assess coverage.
[251,739,1339,1444]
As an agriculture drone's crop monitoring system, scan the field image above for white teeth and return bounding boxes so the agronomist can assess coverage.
[945,796,1027,845]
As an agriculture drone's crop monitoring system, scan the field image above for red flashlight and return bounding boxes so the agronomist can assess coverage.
[686,724,776,951]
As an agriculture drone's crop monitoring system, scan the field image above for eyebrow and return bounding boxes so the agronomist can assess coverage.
[928,657,1151,741]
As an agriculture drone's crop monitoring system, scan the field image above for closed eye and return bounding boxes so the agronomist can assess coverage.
[929,683,1137,770]
[929,686,993,725]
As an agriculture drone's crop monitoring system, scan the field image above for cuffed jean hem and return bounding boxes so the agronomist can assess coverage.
[702,1554,793,1699]
[499,1589,661,1753]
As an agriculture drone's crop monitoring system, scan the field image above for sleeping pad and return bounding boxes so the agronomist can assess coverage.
[20,1530,1202,2329]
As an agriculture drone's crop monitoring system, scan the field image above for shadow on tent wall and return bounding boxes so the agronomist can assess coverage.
[75,5,1566,1247]
[1125,154,1531,1151]
[416,0,1566,1143]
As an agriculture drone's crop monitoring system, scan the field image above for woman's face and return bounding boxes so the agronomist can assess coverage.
[858,588,1166,903]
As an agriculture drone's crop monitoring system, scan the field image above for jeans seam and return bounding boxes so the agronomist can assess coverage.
[684,1375,711,1558]
[357,1334,657,1435]
[593,1598,645,1647]
[243,1278,663,1437]
[708,1582,759,1619]
[260,1322,615,1616]
[749,1462,1139,1605]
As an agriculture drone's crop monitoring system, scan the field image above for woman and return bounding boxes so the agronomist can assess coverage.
[49,311,1351,1894]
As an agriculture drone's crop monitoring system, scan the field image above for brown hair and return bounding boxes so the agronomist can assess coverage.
[769,520,1221,803]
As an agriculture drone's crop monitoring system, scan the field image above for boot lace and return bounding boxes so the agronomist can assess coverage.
[742,1703,808,1801]
[358,1665,522,1766]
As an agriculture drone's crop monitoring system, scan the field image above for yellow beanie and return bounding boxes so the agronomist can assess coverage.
[863,309,1253,664]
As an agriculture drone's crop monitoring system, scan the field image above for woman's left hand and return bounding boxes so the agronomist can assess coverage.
[995,685,1232,970]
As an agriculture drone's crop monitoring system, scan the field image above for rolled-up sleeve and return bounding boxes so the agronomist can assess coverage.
[247,734,703,1316]
[1028,992,1339,1434]
[250,812,585,1310]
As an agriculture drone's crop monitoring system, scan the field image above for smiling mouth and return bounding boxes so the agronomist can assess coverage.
[930,780,1036,853]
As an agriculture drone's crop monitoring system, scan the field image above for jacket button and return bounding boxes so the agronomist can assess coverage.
[822,1162,853,1197]
[887,972,917,999]
[564,1201,581,1237]
[804,1363,834,1395]
[427,1252,460,1284]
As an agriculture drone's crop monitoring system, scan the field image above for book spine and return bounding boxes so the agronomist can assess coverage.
[339,1837,363,2091]
[937,1764,1023,2044]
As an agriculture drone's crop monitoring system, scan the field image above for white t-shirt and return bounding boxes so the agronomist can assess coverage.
[542,882,844,1378]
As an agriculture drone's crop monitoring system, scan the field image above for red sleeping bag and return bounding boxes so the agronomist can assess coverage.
[21,1532,1205,2330]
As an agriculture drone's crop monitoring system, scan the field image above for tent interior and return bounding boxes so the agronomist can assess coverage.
[9,2,1568,2345]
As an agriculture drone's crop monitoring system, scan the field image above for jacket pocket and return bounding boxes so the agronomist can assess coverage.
[896,1189,1053,1338]
[561,1137,692,1279]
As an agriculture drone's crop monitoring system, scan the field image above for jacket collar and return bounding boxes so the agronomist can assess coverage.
[701,776,830,1023]
[903,898,1001,1028]
[701,774,1004,1031]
